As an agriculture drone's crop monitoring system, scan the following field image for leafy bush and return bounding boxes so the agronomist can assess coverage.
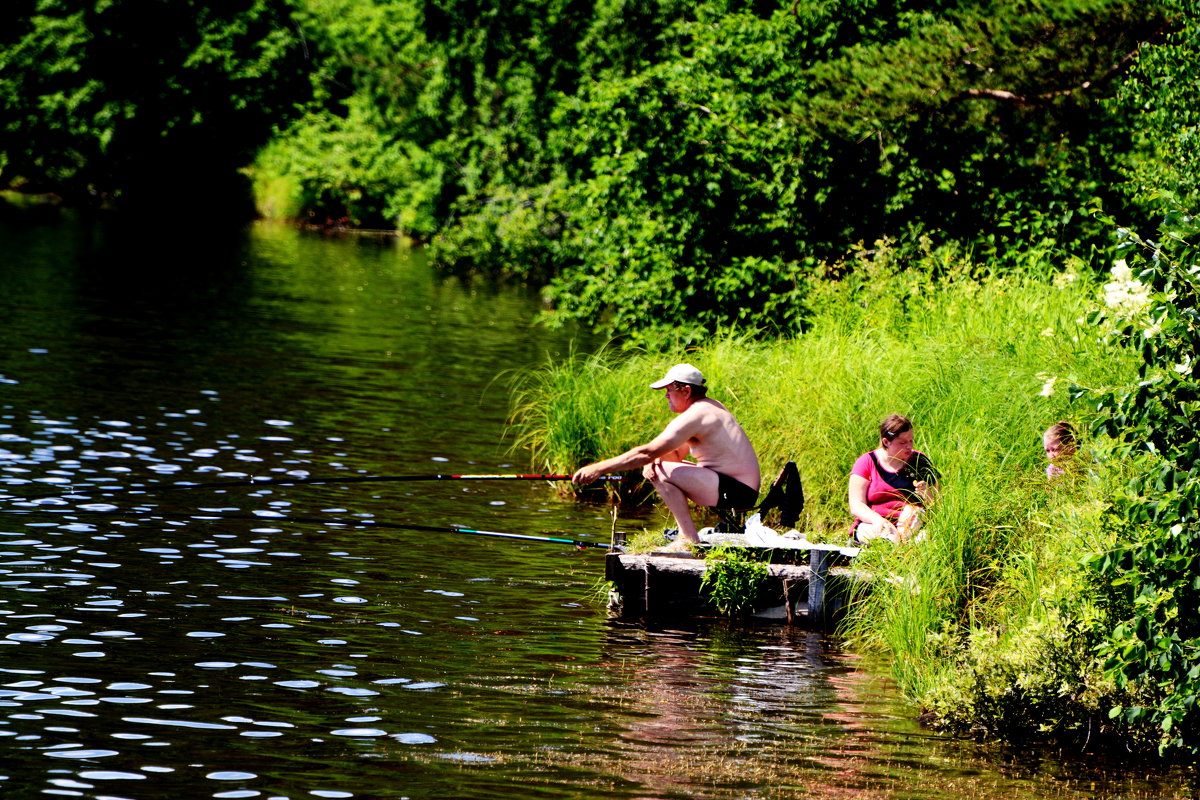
[1081,208,1200,754]
[435,0,1177,344]
[1056,10,1200,753]
[918,495,1135,747]
[701,546,769,616]
[252,102,444,232]
[240,0,1179,344]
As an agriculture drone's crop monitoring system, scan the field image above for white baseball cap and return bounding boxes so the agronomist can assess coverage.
[650,363,705,389]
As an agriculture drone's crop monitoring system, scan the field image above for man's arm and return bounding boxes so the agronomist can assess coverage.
[572,412,699,484]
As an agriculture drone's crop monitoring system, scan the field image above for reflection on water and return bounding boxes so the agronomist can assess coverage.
[0,211,1195,799]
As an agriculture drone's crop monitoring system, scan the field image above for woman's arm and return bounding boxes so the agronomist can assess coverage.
[912,454,941,505]
[849,473,897,538]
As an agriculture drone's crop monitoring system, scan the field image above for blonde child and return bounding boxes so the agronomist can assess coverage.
[1043,421,1078,479]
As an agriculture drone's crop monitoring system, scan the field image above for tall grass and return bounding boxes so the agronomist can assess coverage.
[507,343,661,497]
[507,242,1140,720]
[510,246,1129,529]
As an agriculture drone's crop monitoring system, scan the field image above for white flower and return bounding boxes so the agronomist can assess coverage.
[1039,376,1057,397]
[1110,259,1133,283]
[1103,259,1151,314]
[1053,271,1078,289]
[1040,327,1055,337]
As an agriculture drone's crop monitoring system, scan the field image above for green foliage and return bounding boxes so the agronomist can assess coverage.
[917,495,1137,747]
[534,9,823,344]
[700,546,769,616]
[252,99,444,231]
[428,179,572,282]
[1057,11,1200,754]
[241,0,1184,344]
[437,0,1176,344]
[0,0,310,212]
[251,0,445,231]
[791,0,1165,260]
[923,609,1119,742]
[1080,207,1200,754]
[1109,3,1200,213]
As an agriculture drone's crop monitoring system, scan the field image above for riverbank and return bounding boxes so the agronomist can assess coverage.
[508,241,1147,750]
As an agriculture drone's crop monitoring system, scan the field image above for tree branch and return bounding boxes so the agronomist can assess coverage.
[955,25,1170,107]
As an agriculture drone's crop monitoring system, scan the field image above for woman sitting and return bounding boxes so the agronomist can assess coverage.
[847,414,940,543]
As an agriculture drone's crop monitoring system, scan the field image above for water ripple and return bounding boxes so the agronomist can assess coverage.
[122,717,238,730]
[44,748,119,759]
[77,770,146,780]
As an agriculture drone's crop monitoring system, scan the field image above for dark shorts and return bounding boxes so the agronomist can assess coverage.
[715,472,759,509]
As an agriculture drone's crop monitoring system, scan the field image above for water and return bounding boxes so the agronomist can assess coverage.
[0,209,1194,799]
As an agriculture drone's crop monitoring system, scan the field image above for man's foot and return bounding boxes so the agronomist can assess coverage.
[663,528,679,542]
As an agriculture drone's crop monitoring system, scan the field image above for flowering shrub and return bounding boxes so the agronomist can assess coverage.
[1081,209,1200,753]
[1101,258,1153,317]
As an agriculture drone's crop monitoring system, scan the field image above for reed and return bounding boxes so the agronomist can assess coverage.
[507,343,655,478]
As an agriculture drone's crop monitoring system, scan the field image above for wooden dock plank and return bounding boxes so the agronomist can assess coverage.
[605,538,860,626]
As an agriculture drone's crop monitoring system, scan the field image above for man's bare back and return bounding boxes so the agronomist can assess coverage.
[658,397,759,489]
[571,363,760,544]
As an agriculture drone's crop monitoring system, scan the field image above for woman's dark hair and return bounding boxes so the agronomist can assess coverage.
[880,414,912,441]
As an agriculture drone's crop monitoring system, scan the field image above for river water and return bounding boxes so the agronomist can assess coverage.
[0,208,1194,800]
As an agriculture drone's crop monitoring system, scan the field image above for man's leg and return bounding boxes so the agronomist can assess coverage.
[643,461,719,543]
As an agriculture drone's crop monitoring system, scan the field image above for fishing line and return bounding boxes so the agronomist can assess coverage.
[0,472,625,504]
[165,473,625,491]
[0,507,619,551]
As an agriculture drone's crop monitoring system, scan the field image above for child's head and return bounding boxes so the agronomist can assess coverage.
[1043,421,1077,461]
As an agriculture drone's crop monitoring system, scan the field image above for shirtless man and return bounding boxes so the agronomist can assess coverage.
[571,363,760,546]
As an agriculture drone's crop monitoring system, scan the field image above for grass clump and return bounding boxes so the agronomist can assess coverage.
[622,528,674,554]
[508,343,659,501]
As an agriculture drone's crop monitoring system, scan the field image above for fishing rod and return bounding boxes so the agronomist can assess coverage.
[0,472,625,501]
[166,473,625,491]
[0,507,620,551]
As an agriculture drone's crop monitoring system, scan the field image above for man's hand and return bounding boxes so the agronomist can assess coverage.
[572,464,602,485]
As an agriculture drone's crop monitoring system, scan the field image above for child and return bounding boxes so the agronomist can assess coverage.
[1043,421,1078,479]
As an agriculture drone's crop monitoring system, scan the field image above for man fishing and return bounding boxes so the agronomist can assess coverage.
[571,363,760,550]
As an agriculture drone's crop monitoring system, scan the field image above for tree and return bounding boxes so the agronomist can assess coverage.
[0,0,311,216]
[426,0,1177,343]
[1082,6,1200,755]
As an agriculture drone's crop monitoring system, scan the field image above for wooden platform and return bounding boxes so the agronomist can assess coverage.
[605,534,862,627]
